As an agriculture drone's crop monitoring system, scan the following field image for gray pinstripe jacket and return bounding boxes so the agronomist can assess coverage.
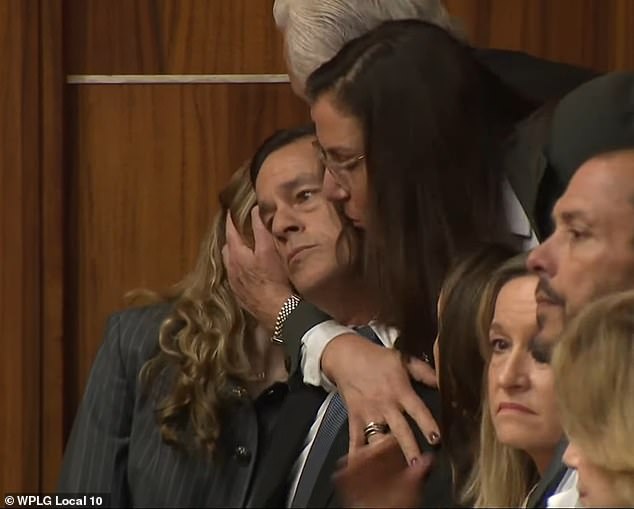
[58,304,284,508]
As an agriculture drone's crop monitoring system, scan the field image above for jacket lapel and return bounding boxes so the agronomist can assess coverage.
[246,374,326,508]
[526,439,569,508]
[503,103,554,240]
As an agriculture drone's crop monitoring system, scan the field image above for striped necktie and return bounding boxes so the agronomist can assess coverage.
[290,325,383,508]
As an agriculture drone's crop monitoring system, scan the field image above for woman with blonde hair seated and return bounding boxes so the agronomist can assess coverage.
[552,289,634,508]
[463,254,563,507]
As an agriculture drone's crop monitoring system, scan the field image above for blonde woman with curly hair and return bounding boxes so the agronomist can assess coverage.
[58,126,315,507]
[553,290,634,508]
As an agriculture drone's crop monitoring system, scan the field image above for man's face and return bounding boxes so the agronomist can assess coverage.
[256,136,353,297]
[527,151,634,343]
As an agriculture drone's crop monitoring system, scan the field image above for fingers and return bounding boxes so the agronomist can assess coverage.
[225,212,252,259]
[382,409,421,465]
[347,412,367,458]
[400,389,441,446]
[405,356,438,387]
[408,452,434,480]
[251,206,275,254]
[366,431,391,446]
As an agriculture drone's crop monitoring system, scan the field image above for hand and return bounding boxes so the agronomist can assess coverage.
[222,207,293,330]
[334,435,433,508]
[322,334,440,464]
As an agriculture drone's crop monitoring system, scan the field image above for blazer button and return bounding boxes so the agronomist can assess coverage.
[231,386,247,399]
[234,445,252,463]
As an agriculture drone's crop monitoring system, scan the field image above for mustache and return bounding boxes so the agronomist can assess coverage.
[535,278,565,306]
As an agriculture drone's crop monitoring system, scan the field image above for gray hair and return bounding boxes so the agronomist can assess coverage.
[274,0,462,92]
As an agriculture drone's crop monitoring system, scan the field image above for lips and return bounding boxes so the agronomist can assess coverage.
[287,245,314,264]
[498,402,536,415]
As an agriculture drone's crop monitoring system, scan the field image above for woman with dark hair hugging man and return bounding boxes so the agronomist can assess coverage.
[58,126,318,507]
[224,19,546,466]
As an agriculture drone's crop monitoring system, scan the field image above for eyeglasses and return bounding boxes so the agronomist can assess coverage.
[312,140,365,189]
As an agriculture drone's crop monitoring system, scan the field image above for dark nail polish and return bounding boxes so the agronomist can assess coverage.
[428,431,441,444]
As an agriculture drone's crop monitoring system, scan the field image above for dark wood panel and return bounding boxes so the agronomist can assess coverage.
[40,0,66,492]
[64,0,287,74]
[66,83,308,412]
[446,0,634,71]
[0,0,42,494]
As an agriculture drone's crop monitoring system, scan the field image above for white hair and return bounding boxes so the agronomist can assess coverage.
[273,0,462,91]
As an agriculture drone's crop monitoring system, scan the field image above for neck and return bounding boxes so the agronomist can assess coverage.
[527,446,558,477]
[304,272,378,326]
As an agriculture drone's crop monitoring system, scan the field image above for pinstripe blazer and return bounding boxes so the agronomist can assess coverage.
[58,304,284,508]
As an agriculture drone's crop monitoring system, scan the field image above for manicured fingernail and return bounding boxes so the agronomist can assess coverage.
[410,457,419,467]
[428,431,441,444]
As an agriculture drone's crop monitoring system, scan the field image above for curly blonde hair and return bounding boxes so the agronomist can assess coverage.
[137,162,258,456]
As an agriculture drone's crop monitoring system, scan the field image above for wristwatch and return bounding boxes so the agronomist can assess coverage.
[271,294,302,344]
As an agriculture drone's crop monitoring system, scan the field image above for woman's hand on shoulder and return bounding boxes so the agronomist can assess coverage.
[321,333,440,464]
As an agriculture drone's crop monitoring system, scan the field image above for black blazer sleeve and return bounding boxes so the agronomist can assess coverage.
[57,313,137,506]
[281,299,332,375]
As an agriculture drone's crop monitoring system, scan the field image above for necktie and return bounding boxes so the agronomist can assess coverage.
[291,325,383,508]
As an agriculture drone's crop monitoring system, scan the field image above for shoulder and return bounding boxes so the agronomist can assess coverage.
[102,302,175,375]
[475,48,599,103]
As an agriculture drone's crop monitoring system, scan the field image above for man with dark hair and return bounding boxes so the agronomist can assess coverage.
[525,71,634,508]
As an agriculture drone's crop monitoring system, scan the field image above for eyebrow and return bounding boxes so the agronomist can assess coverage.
[489,322,507,336]
[278,173,321,194]
[321,144,361,158]
[553,208,593,225]
[257,172,321,223]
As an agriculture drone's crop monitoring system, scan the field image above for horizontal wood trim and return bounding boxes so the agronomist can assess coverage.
[67,74,290,84]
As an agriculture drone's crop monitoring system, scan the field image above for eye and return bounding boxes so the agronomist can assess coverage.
[530,344,552,364]
[296,189,317,203]
[490,337,510,353]
[568,228,589,241]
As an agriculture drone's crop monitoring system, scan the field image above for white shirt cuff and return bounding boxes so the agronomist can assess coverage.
[300,320,355,391]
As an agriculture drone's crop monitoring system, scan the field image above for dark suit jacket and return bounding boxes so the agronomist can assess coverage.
[58,304,286,508]
[246,376,453,508]
[477,48,598,104]
[525,439,569,508]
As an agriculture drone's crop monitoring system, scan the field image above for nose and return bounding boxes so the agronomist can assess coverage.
[562,441,580,469]
[497,350,530,391]
[270,205,301,240]
[527,236,554,276]
[322,169,349,202]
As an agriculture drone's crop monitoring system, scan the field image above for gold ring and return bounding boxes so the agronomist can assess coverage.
[363,421,390,440]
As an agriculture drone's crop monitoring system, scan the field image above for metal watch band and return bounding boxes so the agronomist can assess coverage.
[271,294,302,344]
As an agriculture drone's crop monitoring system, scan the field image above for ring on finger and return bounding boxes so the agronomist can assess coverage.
[363,421,390,441]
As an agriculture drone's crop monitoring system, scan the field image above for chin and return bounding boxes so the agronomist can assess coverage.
[493,423,536,450]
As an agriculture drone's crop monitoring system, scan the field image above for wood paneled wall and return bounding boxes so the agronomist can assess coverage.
[1,0,64,495]
[1,0,632,497]
[66,83,308,412]
[0,0,42,494]
[64,0,289,74]
[445,0,634,70]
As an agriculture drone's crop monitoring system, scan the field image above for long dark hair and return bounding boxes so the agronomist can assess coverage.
[306,20,534,357]
[437,242,520,502]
